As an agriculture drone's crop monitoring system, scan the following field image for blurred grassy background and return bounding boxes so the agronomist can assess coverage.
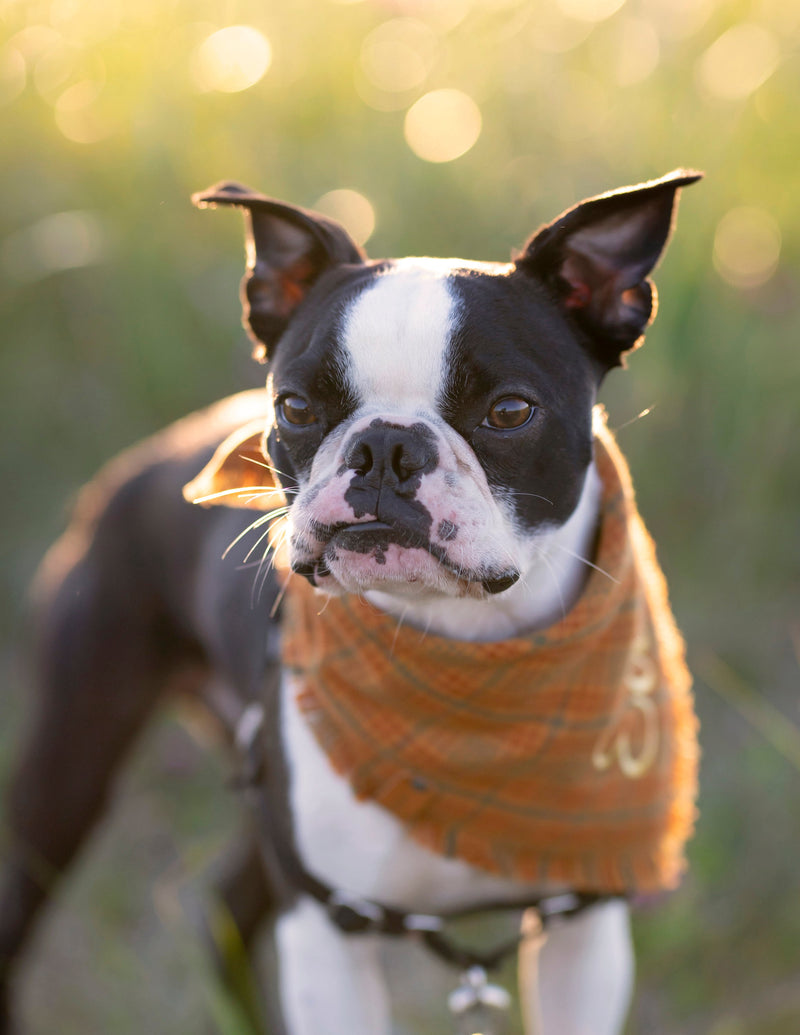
[1,0,799,1031]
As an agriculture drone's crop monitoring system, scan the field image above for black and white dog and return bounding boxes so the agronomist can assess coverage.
[1,170,700,1035]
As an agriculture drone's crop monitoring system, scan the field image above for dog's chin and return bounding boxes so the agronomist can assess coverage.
[292,542,519,600]
[308,544,464,598]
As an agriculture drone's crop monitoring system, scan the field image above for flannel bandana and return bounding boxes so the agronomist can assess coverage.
[281,412,699,894]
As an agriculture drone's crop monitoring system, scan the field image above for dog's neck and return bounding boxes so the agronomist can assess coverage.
[366,462,603,643]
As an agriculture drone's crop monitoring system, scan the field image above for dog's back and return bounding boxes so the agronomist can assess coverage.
[0,390,282,1031]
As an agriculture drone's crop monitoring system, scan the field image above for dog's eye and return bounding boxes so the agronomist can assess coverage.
[279,395,317,427]
[482,397,534,430]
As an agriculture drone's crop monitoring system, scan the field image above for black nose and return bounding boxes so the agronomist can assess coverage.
[344,421,438,487]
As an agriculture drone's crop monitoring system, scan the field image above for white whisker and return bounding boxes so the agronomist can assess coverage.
[390,606,411,655]
[222,507,289,560]
[533,548,567,622]
[242,521,282,565]
[253,544,276,607]
[234,558,275,572]
[245,507,291,563]
[240,454,298,483]
[506,490,555,506]
[613,405,655,434]
[552,543,619,584]
[269,563,294,619]
[416,611,435,644]
[246,515,291,607]
[192,485,286,505]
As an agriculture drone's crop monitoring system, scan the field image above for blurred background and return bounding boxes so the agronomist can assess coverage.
[1,0,799,1031]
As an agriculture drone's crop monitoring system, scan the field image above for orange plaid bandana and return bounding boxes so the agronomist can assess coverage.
[281,412,699,894]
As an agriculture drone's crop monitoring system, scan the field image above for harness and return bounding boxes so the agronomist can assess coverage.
[233,701,613,977]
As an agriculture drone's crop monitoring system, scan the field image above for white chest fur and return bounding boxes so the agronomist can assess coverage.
[281,675,542,914]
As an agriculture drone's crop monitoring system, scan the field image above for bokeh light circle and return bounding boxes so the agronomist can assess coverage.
[696,23,779,101]
[54,79,114,143]
[404,89,482,163]
[556,0,626,25]
[0,45,27,106]
[314,189,376,246]
[192,26,272,94]
[608,18,660,85]
[0,210,105,282]
[360,18,438,95]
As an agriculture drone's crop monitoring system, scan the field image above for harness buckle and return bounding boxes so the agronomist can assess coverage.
[404,913,444,932]
[327,890,386,933]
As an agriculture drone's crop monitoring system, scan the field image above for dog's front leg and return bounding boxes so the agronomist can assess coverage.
[518,900,634,1035]
[275,896,390,1035]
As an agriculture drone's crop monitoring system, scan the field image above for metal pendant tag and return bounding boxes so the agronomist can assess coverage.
[447,966,511,1035]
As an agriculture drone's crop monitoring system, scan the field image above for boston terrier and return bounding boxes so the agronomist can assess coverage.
[0,170,701,1035]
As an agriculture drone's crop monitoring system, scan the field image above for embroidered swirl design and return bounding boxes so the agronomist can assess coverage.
[592,633,660,779]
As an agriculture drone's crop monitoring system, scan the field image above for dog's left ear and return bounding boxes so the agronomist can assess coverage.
[192,182,366,362]
[183,419,284,511]
[516,169,702,369]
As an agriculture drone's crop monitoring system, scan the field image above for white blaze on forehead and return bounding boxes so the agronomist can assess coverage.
[341,259,462,411]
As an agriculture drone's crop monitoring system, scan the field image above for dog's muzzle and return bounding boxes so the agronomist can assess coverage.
[287,416,521,596]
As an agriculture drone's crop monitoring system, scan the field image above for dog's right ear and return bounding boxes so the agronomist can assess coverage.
[192,182,366,361]
[514,169,702,370]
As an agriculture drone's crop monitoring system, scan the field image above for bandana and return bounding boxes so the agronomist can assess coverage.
[281,412,698,894]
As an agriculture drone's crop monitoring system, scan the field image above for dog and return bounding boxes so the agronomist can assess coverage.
[0,170,701,1035]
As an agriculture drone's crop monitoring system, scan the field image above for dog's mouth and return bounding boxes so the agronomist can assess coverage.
[290,520,519,597]
[332,520,396,549]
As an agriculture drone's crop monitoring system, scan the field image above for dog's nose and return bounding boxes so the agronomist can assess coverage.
[344,422,437,486]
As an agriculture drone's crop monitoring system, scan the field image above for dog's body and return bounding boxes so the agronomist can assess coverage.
[1,171,700,1034]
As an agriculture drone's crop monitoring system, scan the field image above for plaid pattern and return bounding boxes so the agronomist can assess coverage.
[282,411,699,894]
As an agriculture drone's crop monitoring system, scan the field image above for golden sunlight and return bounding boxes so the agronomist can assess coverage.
[0,44,26,105]
[404,88,482,163]
[556,0,626,25]
[527,10,593,54]
[696,23,779,101]
[640,0,716,41]
[191,25,272,94]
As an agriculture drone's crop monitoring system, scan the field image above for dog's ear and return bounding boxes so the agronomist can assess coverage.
[192,182,366,362]
[183,419,284,511]
[515,169,702,369]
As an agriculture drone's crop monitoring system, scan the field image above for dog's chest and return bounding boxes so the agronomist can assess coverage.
[280,678,540,915]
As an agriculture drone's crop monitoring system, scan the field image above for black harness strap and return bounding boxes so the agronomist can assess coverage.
[234,702,617,973]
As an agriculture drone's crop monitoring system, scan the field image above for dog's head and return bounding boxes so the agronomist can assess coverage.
[187,171,699,601]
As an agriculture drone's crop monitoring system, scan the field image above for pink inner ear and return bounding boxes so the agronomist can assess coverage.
[276,255,317,316]
[563,280,592,309]
[560,253,598,310]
